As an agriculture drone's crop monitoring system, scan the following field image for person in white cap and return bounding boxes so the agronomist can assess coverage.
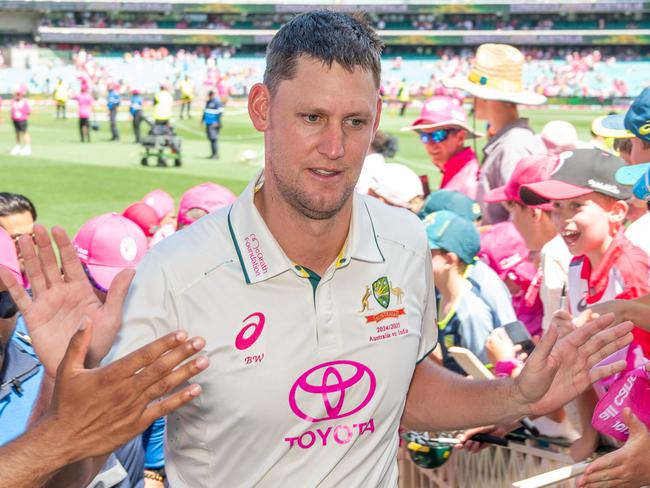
[367,163,424,213]
[444,43,547,225]
[1,12,637,488]
[402,96,483,199]
[539,120,586,156]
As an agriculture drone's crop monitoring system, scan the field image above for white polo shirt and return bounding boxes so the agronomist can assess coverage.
[114,172,437,487]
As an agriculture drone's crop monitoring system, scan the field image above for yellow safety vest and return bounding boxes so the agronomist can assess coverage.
[153,90,173,121]
[54,83,67,102]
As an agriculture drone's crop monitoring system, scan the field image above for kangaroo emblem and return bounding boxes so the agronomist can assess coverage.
[360,285,373,312]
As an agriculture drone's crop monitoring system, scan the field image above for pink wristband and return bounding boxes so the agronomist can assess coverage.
[495,359,523,378]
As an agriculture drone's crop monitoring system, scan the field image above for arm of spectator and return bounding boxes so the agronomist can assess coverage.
[577,407,650,488]
[590,296,650,332]
[0,224,131,380]
[454,421,520,453]
[41,319,208,488]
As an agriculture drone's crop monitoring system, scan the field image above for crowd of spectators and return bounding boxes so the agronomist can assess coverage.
[38,11,649,32]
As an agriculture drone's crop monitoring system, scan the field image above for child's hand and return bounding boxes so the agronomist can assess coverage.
[551,309,575,338]
[485,327,517,364]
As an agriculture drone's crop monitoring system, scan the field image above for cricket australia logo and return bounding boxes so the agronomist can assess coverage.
[372,277,391,309]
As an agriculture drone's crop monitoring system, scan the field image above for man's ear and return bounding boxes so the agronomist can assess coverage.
[248,83,271,132]
[531,207,543,223]
[610,199,629,225]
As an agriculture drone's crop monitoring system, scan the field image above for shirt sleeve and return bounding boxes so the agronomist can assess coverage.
[108,248,180,362]
[417,233,438,364]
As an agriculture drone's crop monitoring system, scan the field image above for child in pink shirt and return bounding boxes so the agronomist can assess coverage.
[10,86,31,156]
[74,87,94,143]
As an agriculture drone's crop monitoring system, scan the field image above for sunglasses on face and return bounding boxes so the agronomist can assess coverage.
[419,129,457,144]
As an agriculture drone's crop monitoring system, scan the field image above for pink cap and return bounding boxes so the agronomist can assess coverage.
[0,227,23,287]
[478,222,536,286]
[483,154,557,211]
[403,96,483,138]
[142,189,175,220]
[178,182,236,227]
[122,202,160,237]
[73,213,147,290]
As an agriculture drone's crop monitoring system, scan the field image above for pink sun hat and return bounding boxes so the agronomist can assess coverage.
[142,189,175,220]
[73,213,148,291]
[401,96,484,138]
[178,182,236,227]
[0,227,23,287]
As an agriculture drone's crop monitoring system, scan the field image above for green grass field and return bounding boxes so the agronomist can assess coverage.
[1,102,613,235]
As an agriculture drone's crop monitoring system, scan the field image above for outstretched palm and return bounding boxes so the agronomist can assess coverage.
[0,224,133,377]
[514,313,634,417]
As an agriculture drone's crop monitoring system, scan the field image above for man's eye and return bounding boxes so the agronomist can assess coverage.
[304,114,320,123]
[347,118,364,127]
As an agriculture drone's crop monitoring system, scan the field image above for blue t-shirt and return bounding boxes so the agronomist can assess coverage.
[143,417,166,469]
[466,259,516,327]
[107,90,121,110]
[0,316,43,446]
[437,282,498,375]
[202,98,223,125]
[130,94,143,115]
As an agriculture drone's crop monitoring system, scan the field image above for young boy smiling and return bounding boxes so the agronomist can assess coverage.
[520,148,650,460]
[520,149,650,353]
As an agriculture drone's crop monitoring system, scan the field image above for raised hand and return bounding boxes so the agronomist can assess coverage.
[513,313,634,417]
[0,224,132,377]
[48,318,208,461]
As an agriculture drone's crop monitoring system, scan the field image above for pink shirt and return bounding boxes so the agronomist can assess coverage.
[11,99,31,122]
[74,93,93,119]
[439,147,479,200]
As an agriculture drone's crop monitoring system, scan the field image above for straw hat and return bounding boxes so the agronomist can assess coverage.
[443,44,547,106]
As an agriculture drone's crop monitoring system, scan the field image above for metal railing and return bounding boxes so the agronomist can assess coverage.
[398,442,576,488]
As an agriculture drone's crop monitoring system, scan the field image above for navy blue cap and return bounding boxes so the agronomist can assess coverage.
[624,87,650,143]
[419,190,481,221]
[423,210,480,265]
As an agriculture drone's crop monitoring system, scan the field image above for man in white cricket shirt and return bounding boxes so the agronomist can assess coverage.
[28,10,635,488]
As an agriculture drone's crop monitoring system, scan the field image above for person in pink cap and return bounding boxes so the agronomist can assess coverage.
[142,189,175,221]
[9,85,31,156]
[73,84,94,143]
[122,202,160,238]
[479,221,543,338]
[73,213,148,298]
[142,189,177,248]
[177,182,236,229]
[401,96,482,199]
[484,153,572,333]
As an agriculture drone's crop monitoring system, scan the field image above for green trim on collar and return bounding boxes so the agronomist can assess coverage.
[362,200,385,262]
[294,264,321,299]
[228,208,251,284]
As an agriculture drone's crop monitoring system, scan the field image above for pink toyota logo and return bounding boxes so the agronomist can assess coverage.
[289,360,376,422]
